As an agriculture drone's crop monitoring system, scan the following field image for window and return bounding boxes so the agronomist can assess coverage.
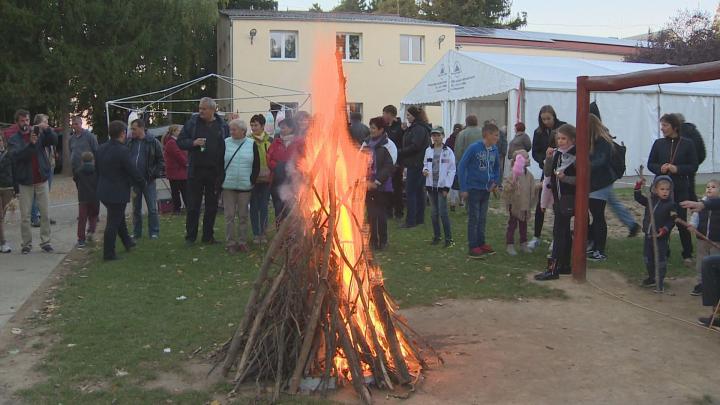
[270,102,298,120]
[347,102,363,121]
[270,31,297,60]
[400,35,424,63]
[336,33,362,61]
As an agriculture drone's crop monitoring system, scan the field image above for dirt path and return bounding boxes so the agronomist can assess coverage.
[2,265,719,404]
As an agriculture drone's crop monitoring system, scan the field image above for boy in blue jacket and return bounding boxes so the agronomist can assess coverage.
[458,123,501,258]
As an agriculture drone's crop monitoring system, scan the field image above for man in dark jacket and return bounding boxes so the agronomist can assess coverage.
[127,119,165,240]
[648,113,698,263]
[398,106,431,228]
[348,112,370,146]
[177,97,228,245]
[676,113,706,202]
[383,105,404,219]
[96,121,146,261]
[8,109,57,254]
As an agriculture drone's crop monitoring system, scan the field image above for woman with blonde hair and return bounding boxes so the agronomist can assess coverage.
[587,109,617,262]
[162,125,188,214]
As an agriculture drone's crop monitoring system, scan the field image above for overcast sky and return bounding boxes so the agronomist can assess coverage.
[276,0,719,38]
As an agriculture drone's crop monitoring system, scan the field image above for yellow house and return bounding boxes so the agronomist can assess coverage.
[217,10,455,125]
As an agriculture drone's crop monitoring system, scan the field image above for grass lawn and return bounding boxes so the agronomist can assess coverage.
[17,192,698,403]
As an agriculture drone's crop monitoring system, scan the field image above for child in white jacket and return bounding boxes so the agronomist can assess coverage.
[423,127,456,247]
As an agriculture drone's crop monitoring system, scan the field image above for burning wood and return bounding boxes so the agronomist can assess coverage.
[211,47,437,403]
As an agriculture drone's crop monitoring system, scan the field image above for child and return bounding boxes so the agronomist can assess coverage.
[535,124,576,281]
[634,175,675,293]
[686,179,720,296]
[74,151,99,248]
[423,127,456,247]
[503,149,535,255]
[458,123,500,258]
[0,135,15,253]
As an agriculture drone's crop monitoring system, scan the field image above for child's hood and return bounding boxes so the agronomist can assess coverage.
[79,162,96,175]
[651,175,674,201]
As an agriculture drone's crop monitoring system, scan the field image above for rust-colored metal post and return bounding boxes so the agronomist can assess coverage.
[572,77,590,283]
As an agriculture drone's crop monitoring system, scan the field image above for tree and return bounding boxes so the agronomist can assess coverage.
[225,0,277,9]
[333,0,368,12]
[419,0,526,28]
[371,0,419,18]
[627,9,720,65]
[309,3,323,12]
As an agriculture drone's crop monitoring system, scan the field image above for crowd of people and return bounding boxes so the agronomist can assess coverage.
[3,97,720,327]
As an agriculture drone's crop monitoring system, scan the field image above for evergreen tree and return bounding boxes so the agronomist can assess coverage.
[419,0,525,28]
[309,3,323,12]
[333,0,368,12]
[225,0,278,9]
[372,0,419,18]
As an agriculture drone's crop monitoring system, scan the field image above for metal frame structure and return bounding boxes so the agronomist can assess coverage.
[573,60,720,282]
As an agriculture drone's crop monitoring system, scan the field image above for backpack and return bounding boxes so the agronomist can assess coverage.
[610,140,626,180]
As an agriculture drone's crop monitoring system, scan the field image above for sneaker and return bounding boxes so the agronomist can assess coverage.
[21,245,31,254]
[641,278,656,288]
[431,238,441,246]
[548,241,554,253]
[628,223,641,238]
[506,244,517,256]
[691,284,703,296]
[468,247,487,259]
[76,240,86,248]
[86,232,94,242]
[683,258,694,267]
[520,242,533,253]
[41,244,54,253]
[586,241,595,254]
[0,244,11,253]
[653,287,665,294]
[31,220,40,228]
[150,234,159,240]
[444,239,455,248]
[527,237,540,250]
[698,316,720,327]
[588,251,607,262]
[534,270,559,281]
[480,244,495,255]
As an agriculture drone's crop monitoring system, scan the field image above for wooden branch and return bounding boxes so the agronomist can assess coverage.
[371,285,411,384]
[331,303,373,405]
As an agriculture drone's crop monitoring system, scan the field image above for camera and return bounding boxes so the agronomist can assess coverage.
[32,126,40,135]
[20,125,29,133]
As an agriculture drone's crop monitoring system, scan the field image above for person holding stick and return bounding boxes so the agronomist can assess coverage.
[679,179,720,296]
[635,175,675,293]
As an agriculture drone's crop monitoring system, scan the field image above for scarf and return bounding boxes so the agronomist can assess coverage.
[556,145,576,174]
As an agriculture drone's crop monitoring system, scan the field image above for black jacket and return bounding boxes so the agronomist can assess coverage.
[545,146,577,199]
[126,135,165,181]
[0,149,15,192]
[73,162,99,203]
[349,121,370,146]
[634,176,676,237]
[398,121,430,169]
[96,139,146,204]
[177,113,228,178]
[697,202,720,241]
[386,118,403,153]
[368,136,394,189]
[679,122,706,165]
[647,136,698,200]
[8,128,57,186]
[531,119,565,170]
[590,137,614,191]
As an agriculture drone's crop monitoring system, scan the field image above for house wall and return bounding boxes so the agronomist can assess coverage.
[222,17,455,125]
[217,15,233,113]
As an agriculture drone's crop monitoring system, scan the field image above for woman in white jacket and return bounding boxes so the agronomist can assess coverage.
[423,127,456,247]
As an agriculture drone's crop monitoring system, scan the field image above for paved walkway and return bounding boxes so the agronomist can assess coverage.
[0,175,170,331]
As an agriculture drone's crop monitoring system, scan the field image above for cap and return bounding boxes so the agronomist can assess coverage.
[431,126,444,135]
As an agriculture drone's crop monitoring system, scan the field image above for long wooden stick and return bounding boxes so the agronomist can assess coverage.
[672,214,720,250]
[636,166,661,287]
[331,300,373,405]
[371,284,411,384]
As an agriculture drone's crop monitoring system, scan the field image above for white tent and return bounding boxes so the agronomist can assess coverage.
[401,50,720,176]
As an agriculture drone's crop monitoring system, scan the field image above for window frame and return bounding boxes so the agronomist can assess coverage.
[269,30,298,61]
[400,35,424,64]
[336,32,363,62]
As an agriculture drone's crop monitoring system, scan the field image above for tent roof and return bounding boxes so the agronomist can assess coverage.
[401,51,720,105]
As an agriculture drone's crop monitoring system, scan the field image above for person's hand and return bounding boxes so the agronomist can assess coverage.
[193,138,206,147]
[667,164,678,174]
[422,169,429,177]
[546,147,554,158]
[680,200,704,212]
[556,170,565,180]
[634,179,646,190]
[442,190,448,198]
[660,163,670,174]
[367,181,377,190]
[460,191,468,200]
[657,227,669,238]
[30,132,38,145]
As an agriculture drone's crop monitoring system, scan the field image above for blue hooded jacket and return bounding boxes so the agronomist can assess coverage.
[457,140,500,192]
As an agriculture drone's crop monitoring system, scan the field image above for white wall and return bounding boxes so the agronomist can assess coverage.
[659,94,716,172]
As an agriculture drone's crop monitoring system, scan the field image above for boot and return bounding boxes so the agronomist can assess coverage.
[534,259,559,281]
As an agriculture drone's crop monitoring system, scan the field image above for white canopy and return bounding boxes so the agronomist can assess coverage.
[402,51,720,175]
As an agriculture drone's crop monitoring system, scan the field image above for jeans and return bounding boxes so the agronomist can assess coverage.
[77,201,99,241]
[467,189,490,250]
[506,211,528,245]
[644,236,669,289]
[250,182,271,237]
[404,167,425,227]
[606,189,636,229]
[551,202,574,269]
[132,179,159,238]
[367,190,389,248]
[31,171,52,222]
[428,188,451,241]
[589,198,607,254]
[701,255,720,306]
[696,240,720,283]
[389,166,404,218]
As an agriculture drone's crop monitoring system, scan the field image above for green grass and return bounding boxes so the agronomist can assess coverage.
[17,191,699,402]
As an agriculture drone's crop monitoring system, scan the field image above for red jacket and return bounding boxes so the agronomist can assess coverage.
[163,136,188,180]
[267,136,303,184]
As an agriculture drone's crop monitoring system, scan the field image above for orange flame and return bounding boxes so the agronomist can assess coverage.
[296,38,420,384]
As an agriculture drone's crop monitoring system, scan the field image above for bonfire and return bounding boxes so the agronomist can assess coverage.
[212,46,437,403]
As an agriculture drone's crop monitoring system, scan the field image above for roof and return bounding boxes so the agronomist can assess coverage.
[220,9,455,27]
[456,26,647,48]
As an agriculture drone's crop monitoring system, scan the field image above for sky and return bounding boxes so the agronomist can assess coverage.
[276,0,720,38]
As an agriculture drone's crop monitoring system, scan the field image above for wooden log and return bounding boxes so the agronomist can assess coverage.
[371,285,411,384]
[331,303,373,405]
[220,213,296,376]
[273,320,287,402]
[288,181,338,393]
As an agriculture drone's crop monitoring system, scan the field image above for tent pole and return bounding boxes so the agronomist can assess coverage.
[572,77,590,283]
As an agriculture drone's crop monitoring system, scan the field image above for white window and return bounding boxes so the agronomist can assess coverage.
[347,102,363,121]
[270,31,297,60]
[400,35,424,63]
[336,33,362,61]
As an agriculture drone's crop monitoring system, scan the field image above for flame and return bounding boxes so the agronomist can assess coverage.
[296,39,420,384]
